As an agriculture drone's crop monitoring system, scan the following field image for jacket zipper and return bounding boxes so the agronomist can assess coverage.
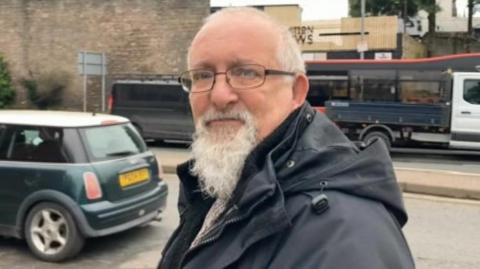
[179,194,271,267]
[177,210,247,267]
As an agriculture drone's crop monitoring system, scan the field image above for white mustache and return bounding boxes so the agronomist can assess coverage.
[201,109,250,126]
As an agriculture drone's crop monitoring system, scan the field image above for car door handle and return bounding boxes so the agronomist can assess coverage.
[461,111,471,115]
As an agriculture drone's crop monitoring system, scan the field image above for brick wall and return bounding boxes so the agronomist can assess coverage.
[0,0,208,111]
[424,33,480,57]
[402,34,427,59]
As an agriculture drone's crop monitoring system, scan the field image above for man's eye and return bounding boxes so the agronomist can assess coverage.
[232,68,260,79]
[192,72,212,81]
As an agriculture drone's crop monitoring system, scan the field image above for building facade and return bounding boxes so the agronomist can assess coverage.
[0,0,208,110]
[252,4,406,60]
[435,0,480,32]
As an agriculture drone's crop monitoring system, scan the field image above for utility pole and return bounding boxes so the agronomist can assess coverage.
[360,0,366,59]
[403,0,408,34]
[468,0,474,36]
[467,0,474,52]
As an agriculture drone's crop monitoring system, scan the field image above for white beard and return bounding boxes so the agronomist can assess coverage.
[190,108,258,201]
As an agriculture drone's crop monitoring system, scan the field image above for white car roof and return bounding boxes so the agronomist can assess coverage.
[0,110,130,127]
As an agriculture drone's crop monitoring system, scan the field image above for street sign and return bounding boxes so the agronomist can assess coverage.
[78,51,107,112]
[78,52,106,75]
[356,40,368,53]
[375,52,393,60]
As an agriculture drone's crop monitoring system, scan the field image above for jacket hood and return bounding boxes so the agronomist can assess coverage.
[274,104,408,226]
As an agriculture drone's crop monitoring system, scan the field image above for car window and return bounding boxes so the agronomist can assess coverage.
[0,124,8,159]
[81,123,146,161]
[3,126,68,163]
[464,79,480,105]
[113,83,185,108]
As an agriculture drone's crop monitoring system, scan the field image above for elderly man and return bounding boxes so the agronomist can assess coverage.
[158,7,415,269]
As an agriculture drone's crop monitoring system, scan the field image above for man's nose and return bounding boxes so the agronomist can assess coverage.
[209,73,239,110]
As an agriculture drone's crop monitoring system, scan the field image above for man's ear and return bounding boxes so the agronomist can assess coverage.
[292,73,309,108]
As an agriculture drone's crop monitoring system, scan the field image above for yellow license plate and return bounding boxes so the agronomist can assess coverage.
[119,168,150,188]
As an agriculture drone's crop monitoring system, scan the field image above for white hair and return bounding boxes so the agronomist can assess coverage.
[188,7,305,73]
[190,107,258,200]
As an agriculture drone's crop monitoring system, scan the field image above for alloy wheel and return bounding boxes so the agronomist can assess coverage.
[29,208,69,255]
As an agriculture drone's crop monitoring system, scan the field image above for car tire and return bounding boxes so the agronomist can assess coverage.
[363,131,391,151]
[24,202,85,262]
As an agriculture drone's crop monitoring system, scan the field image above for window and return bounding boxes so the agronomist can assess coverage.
[302,52,327,61]
[399,81,443,104]
[81,123,146,161]
[350,70,397,102]
[114,83,185,108]
[0,125,7,159]
[464,80,480,105]
[398,70,446,104]
[307,75,348,106]
[4,126,67,163]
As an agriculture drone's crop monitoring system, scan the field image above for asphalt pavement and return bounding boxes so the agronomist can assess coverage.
[151,148,480,200]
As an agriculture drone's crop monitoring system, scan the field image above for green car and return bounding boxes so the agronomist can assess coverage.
[0,110,168,262]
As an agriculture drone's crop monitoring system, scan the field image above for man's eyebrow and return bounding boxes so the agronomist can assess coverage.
[190,59,259,70]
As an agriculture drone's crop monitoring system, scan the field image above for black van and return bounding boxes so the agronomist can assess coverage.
[109,79,194,142]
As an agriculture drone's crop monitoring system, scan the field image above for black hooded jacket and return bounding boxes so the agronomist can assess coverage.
[159,103,415,269]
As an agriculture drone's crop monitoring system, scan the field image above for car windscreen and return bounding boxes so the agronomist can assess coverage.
[80,123,147,161]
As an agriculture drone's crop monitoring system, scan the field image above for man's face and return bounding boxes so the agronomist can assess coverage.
[188,14,306,142]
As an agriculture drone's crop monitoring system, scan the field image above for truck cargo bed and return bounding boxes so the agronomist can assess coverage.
[325,101,451,128]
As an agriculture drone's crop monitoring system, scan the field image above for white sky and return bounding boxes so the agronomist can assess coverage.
[210,0,349,20]
[211,0,480,20]
[456,0,480,17]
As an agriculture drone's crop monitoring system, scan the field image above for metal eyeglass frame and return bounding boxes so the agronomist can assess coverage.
[178,64,296,93]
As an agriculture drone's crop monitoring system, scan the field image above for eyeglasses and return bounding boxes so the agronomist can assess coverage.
[178,64,296,93]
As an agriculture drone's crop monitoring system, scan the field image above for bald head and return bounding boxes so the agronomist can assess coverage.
[188,7,305,74]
